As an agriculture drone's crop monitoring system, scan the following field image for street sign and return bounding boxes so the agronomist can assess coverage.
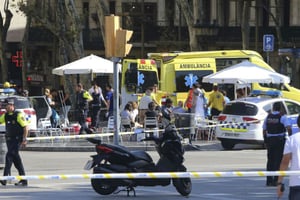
[263,34,274,52]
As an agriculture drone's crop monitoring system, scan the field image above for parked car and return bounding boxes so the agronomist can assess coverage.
[28,96,52,128]
[215,96,300,150]
[0,94,52,133]
[0,95,37,132]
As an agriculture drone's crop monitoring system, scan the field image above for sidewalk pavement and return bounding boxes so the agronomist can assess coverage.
[24,138,222,152]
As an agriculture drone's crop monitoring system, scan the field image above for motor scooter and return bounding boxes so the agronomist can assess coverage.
[84,124,192,196]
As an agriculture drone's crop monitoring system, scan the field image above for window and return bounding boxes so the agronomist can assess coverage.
[285,101,300,115]
[222,102,258,116]
[124,63,158,93]
[175,70,214,92]
[122,2,157,30]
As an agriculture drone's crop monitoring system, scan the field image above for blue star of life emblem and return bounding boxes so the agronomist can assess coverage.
[184,73,198,88]
[137,72,145,86]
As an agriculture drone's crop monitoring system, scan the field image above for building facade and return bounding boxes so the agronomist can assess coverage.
[3,0,300,93]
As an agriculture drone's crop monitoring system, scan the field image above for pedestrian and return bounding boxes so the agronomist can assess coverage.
[138,88,153,124]
[173,100,187,114]
[105,83,114,118]
[221,90,230,104]
[184,87,193,113]
[207,85,224,118]
[0,99,29,186]
[131,101,139,122]
[191,83,206,120]
[277,114,300,199]
[263,102,292,187]
[88,81,107,128]
[45,88,54,106]
[190,82,206,142]
[45,88,60,128]
[120,103,135,128]
[152,84,167,106]
[161,98,174,127]
[75,83,93,135]
[145,101,162,119]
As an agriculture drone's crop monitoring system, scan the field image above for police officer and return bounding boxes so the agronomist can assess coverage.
[0,99,29,186]
[263,102,292,187]
[88,81,107,128]
[75,83,93,135]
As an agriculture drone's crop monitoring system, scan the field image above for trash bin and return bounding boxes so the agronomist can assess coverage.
[0,133,7,169]
[174,113,191,138]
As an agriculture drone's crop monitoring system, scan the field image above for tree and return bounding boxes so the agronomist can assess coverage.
[0,0,13,83]
[17,0,85,91]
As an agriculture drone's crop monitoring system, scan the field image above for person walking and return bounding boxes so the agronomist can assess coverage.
[89,81,107,128]
[75,83,93,135]
[0,99,29,186]
[263,102,292,187]
[277,114,300,199]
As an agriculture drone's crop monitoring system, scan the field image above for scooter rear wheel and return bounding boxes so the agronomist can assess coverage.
[173,178,192,196]
[91,179,118,195]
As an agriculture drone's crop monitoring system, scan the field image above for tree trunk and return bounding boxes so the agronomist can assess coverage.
[0,0,13,83]
[176,0,201,51]
[272,0,283,48]
[94,0,109,45]
[241,0,250,50]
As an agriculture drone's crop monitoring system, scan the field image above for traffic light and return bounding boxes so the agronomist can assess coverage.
[105,16,120,58]
[115,29,133,57]
[105,15,133,58]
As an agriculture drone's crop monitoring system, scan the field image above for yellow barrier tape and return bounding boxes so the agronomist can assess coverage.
[25,114,263,142]
[0,171,299,181]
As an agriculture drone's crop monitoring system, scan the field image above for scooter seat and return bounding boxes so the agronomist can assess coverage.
[131,150,153,162]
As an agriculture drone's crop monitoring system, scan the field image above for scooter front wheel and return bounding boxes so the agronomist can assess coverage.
[173,178,192,196]
[91,178,118,195]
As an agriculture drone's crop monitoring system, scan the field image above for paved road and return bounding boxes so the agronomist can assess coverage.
[0,147,288,199]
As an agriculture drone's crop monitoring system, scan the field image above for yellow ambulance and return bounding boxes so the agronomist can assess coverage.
[147,50,300,104]
[121,59,158,108]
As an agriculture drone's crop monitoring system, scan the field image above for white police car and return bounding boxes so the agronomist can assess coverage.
[0,95,37,132]
[215,90,300,150]
[0,86,52,133]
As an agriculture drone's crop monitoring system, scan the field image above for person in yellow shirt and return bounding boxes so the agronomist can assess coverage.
[207,85,225,118]
[152,84,168,106]
[0,99,29,186]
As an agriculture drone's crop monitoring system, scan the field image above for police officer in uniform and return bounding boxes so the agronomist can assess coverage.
[75,83,93,135]
[88,81,107,129]
[263,102,292,186]
[0,99,29,186]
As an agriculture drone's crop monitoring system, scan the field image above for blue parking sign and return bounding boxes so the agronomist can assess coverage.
[263,34,274,52]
